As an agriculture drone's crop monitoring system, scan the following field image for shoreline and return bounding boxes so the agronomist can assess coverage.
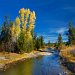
[0,51,52,71]
[59,46,75,63]
[59,46,75,73]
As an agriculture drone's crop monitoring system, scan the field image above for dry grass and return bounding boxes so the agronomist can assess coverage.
[0,51,52,69]
[60,45,75,62]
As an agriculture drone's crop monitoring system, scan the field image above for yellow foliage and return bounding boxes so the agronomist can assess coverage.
[32,11,36,19]
[14,26,20,36]
[25,31,32,40]
[15,17,20,26]
[10,23,15,36]
[10,17,21,41]
[17,8,36,40]
[27,9,30,14]
[19,8,25,14]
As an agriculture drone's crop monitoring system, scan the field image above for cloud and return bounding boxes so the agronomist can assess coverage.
[56,28,68,34]
[37,33,58,43]
[37,27,68,43]
[37,33,68,43]
[62,35,68,42]
[49,27,68,34]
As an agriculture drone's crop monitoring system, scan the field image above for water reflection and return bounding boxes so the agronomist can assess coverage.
[0,51,70,75]
[2,59,34,75]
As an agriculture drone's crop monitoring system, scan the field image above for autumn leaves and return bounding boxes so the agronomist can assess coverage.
[10,8,36,42]
[0,8,36,53]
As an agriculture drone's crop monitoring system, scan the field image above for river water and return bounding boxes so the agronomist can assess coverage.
[0,49,71,75]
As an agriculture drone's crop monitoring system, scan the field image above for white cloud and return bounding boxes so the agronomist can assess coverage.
[56,28,68,34]
[49,27,68,34]
[37,33,58,43]
[37,27,68,43]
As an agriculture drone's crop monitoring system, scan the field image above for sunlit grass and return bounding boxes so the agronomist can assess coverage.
[60,45,75,62]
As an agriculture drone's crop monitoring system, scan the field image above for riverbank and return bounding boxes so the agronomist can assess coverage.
[0,51,52,71]
[59,46,75,73]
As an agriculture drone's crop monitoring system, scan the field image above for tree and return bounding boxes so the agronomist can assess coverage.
[48,40,50,48]
[54,42,58,49]
[26,39,34,52]
[57,34,62,50]
[18,8,36,53]
[68,21,75,45]
[0,8,36,53]
[15,8,36,53]
[16,30,26,53]
[0,16,12,52]
[33,34,37,50]
[40,36,44,48]
[36,38,41,50]
[9,18,21,52]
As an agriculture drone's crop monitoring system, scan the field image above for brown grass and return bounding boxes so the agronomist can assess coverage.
[60,45,75,62]
[0,51,52,69]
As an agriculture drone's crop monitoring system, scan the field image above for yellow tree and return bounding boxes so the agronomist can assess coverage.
[19,8,30,32]
[14,17,20,40]
[10,22,15,42]
[19,8,36,41]
[10,17,20,42]
[18,8,36,52]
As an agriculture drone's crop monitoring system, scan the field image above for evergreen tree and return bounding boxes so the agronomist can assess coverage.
[54,42,58,49]
[0,16,12,52]
[57,34,62,50]
[68,21,75,45]
[33,34,37,50]
[36,38,41,50]
[48,40,50,48]
[40,36,44,48]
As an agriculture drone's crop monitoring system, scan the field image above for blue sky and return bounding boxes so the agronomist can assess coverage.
[0,0,75,43]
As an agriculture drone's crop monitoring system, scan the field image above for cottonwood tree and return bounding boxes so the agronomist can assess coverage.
[16,8,36,53]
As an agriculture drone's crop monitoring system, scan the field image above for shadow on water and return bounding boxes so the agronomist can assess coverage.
[0,49,72,75]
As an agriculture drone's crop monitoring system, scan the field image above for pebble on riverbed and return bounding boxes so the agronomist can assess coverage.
[59,71,68,75]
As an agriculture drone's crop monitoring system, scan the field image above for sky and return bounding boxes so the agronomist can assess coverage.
[0,0,75,43]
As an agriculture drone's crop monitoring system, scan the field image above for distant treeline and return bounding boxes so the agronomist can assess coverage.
[48,21,75,50]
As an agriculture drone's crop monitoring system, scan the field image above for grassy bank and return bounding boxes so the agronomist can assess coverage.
[60,46,75,62]
[0,51,52,71]
[59,46,75,73]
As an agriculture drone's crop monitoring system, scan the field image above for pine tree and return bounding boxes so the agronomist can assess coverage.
[33,34,37,50]
[0,16,12,52]
[48,40,50,48]
[68,21,75,45]
[54,42,58,49]
[40,36,44,48]
[57,34,62,50]
[36,38,41,50]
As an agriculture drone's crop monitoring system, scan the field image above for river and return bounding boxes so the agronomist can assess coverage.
[0,49,71,75]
